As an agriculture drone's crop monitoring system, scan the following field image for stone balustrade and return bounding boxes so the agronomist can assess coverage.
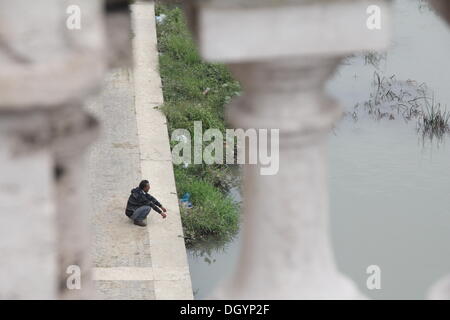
[182,0,391,299]
[0,0,449,300]
[0,0,136,299]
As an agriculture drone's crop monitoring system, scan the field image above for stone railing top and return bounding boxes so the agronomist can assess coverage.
[191,0,391,62]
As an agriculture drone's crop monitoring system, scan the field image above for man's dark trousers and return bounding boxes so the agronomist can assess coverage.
[130,206,152,221]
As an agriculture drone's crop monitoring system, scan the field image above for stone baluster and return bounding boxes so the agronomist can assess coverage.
[0,0,106,299]
[426,0,450,300]
[0,112,57,299]
[224,57,362,299]
[183,0,391,299]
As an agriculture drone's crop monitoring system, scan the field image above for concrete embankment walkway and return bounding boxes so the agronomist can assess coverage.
[86,2,193,300]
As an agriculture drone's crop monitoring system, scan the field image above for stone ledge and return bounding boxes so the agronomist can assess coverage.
[131,2,194,300]
[196,0,391,62]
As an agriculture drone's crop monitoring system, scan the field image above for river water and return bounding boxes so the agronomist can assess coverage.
[187,0,450,299]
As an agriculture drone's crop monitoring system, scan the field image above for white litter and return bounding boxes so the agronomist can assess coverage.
[156,14,167,24]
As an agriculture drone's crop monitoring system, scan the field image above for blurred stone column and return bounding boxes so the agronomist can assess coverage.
[0,112,57,299]
[52,106,100,299]
[184,0,391,299]
[0,0,106,299]
[427,0,450,300]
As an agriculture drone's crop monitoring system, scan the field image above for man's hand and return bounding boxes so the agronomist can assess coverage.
[161,212,167,219]
[161,207,167,213]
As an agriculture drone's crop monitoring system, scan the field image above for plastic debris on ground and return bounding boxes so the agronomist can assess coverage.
[156,14,167,24]
[180,192,193,209]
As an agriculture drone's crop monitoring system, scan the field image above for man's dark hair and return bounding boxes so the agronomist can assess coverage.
[139,180,149,190]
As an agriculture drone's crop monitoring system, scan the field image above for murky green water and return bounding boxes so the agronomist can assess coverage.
[188,0,450,299]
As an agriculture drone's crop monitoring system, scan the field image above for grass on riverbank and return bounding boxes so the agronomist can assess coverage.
[155,4,241,246]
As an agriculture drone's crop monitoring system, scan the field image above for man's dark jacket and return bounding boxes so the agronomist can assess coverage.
[125,187,163,217]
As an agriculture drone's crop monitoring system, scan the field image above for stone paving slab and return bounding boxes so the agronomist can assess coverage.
[95,281,156,300]
[86,67,155,298]
[87,68,153,270]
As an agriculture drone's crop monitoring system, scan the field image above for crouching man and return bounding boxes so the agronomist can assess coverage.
[125,180,167,227]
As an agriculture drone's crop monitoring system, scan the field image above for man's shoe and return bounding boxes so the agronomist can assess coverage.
[134,220,147,227]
